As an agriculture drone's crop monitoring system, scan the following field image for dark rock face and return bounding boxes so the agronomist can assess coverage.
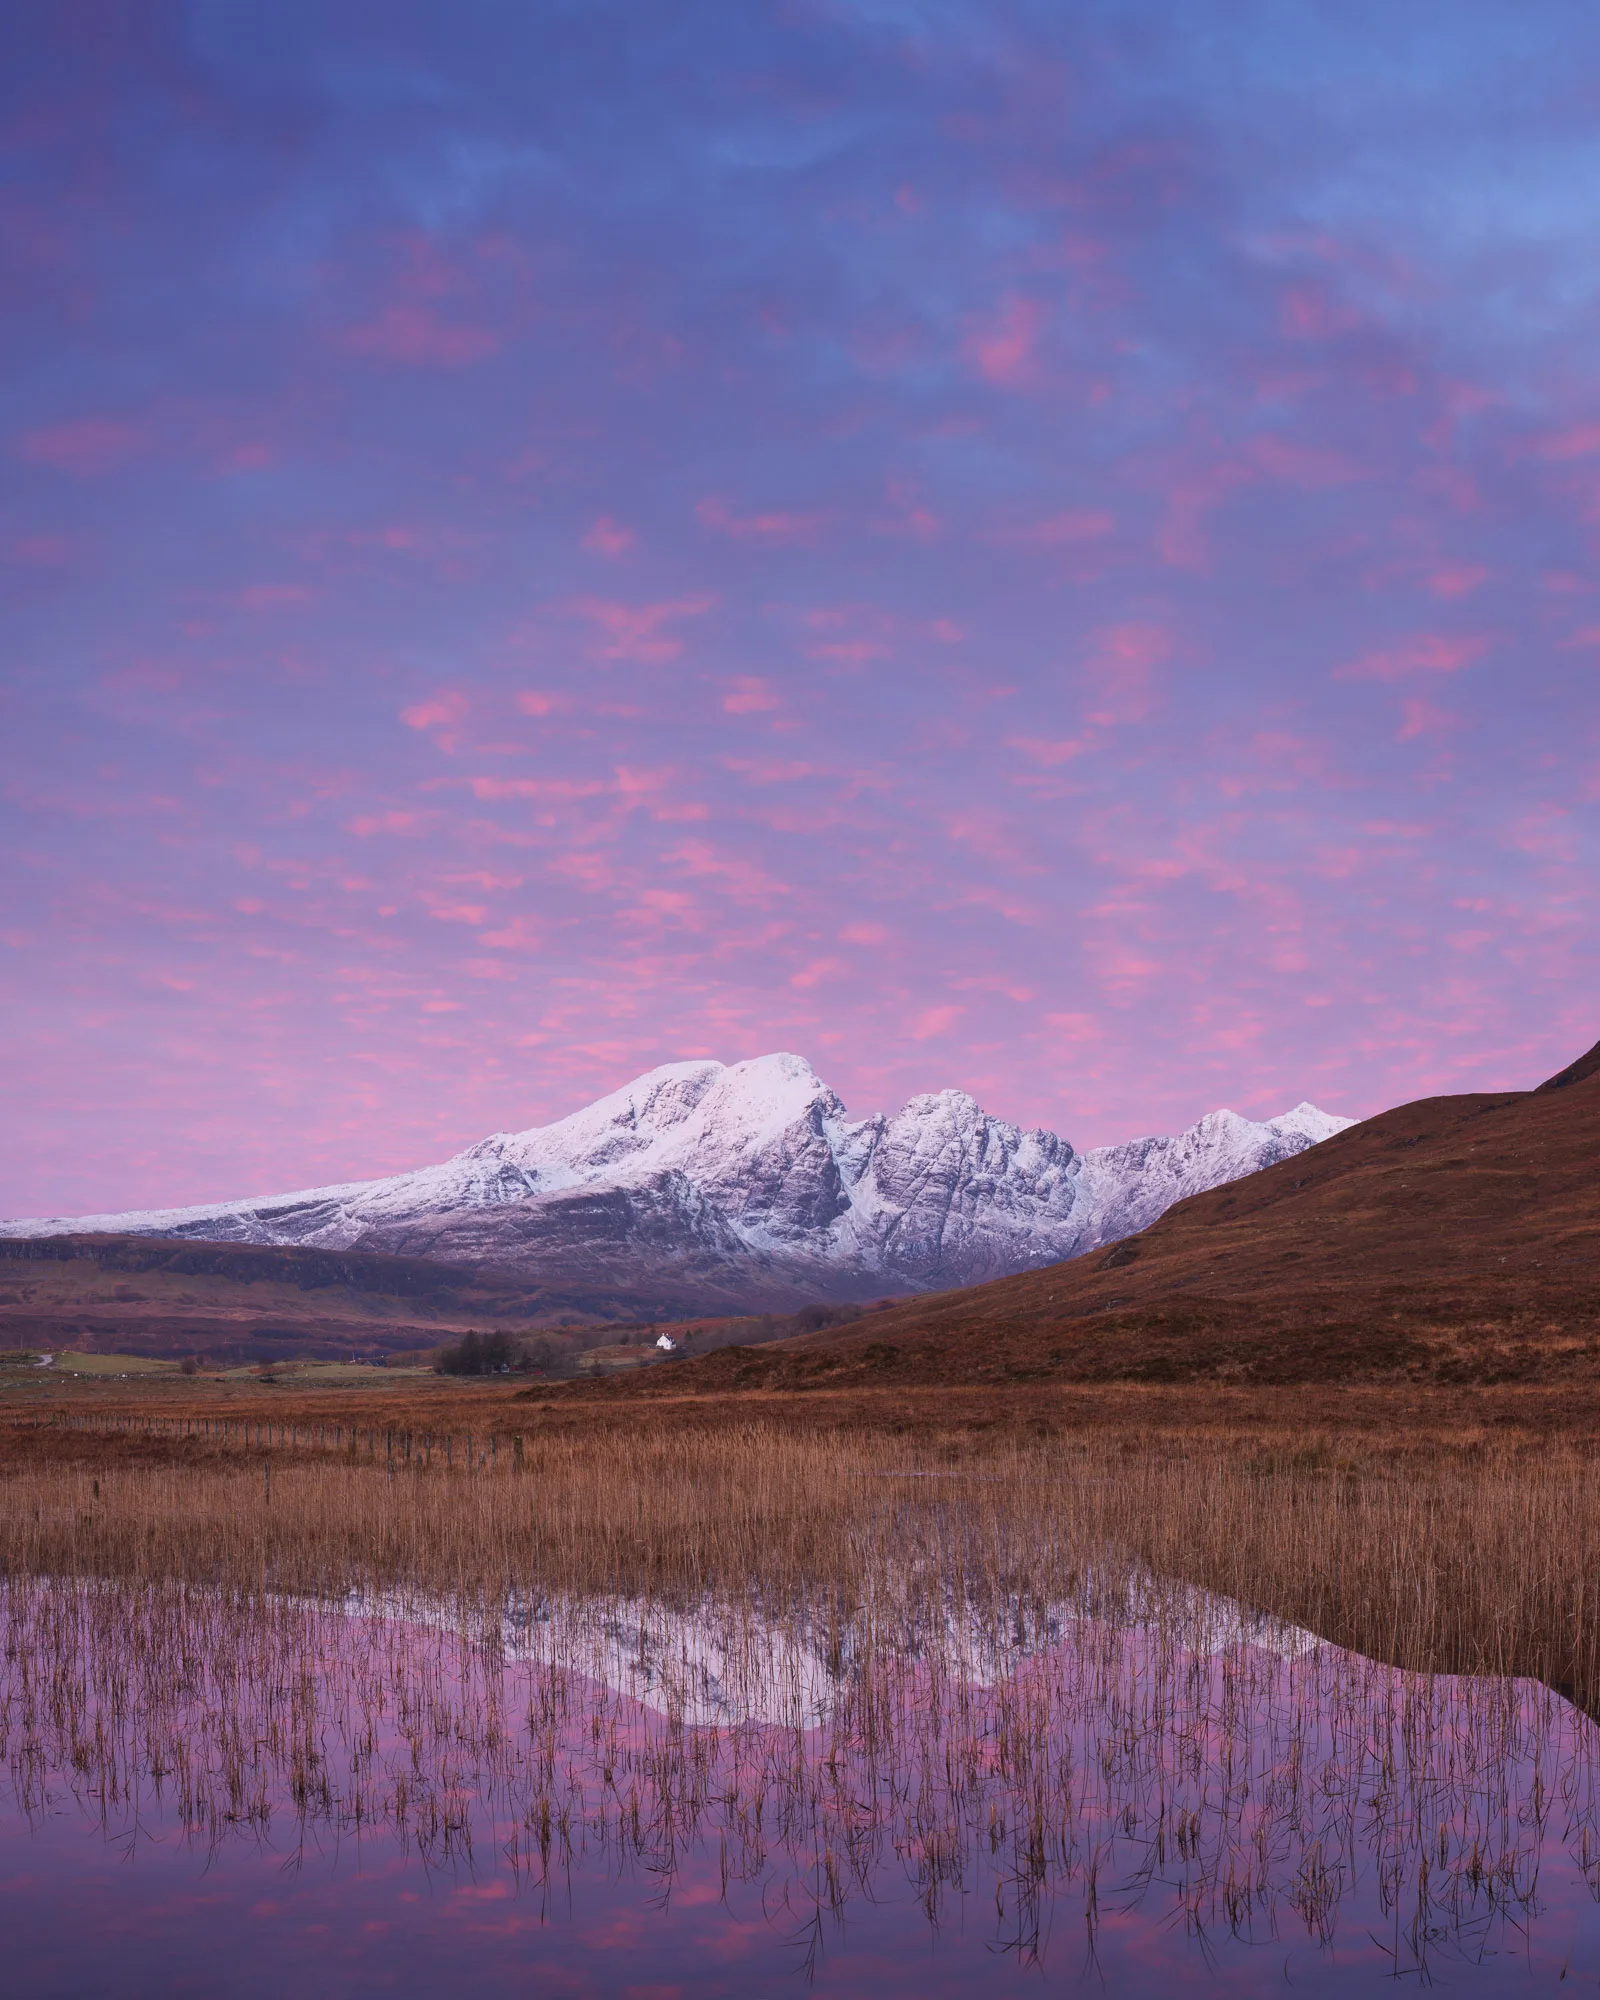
[0,1053,1349,1311]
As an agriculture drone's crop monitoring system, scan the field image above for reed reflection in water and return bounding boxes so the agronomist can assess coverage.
[4,1570,1600,1993]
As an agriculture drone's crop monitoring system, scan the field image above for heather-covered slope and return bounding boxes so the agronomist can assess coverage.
[0,1054,1348,1309]
[0,1235,560,1363]
[678,1038,1600,1389]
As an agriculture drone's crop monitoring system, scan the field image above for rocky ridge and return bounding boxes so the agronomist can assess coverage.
[0,1054,1351,1311]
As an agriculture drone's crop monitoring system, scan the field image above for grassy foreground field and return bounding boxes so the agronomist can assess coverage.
[5,1366,1600,1716]
[10,1341,1600,1445]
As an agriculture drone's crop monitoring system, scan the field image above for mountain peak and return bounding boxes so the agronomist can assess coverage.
[0,1052,1350,1314]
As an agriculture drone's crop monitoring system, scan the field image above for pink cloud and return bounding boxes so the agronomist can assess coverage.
[303,524,484,593]
[6,535,71,566]
[445,870,523,890]
[790,957,846,989]
[1336,634,1489,681]
[1157,457,1254,570]
[346,307,498,366]
[873,482,942,540]
[809,636,889,667]
[583,516,635,557]
[944,809,1035,871]
[348,810,435,837]
[1278,283,1358,341]
[1397,697,1459,740]
[1427,564,1489,600]
[19,418,142,475]
[573,594,715,662]
[802,605,895,670]
[1153,431,1355,572]
[466,775,605,802]
[967,296,1045,386]
[235,583,314,612]
[514,689,571,717]
[1083,623,1170,725]
[1537,421,1600,460]
[722,757,819,783]
[623,886,703,929]
[1043,1010,1104,1048]
[1090,948,1164,996]
[696,496,819,543]
[550,851,617,893]
[721,677,781,715]
[665,838,789,903]
[1008,735,1087,766]
[400,690,471,741]
[476,916,543,952]
[614,764,678,804]
[1247,434,1357,488]
[1504,804,1577,863]
[339,236,519,371]
[909,1003,963,1040]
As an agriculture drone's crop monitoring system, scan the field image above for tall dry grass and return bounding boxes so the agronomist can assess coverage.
[2,1424,1599,1702]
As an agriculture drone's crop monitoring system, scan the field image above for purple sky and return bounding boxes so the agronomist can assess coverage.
[3,2,1597,1217]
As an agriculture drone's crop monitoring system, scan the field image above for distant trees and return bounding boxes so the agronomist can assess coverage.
[433,1329,579,1377]
[434,1330,521,1376]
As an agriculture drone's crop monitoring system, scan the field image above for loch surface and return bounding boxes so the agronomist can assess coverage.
[3,1577,1599,1994]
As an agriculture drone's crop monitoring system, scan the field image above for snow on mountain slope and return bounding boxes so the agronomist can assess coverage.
[0,1054,1353,1310]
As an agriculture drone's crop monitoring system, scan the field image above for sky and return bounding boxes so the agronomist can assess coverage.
[2,0,1598,1217]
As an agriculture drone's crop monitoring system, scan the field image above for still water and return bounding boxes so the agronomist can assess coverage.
[3,1574,1599,1994]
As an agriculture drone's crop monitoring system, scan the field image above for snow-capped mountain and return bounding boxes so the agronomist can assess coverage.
[0,1054,1351,1313]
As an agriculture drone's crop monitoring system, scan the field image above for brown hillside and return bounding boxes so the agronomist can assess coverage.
[629,1038,1600,1391]
[0,1235,575,1362]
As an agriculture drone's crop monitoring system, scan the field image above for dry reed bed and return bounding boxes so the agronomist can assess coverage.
[2,1424,1600,1700]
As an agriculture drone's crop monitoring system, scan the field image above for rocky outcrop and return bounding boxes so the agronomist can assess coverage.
[0,1054,1350,1309]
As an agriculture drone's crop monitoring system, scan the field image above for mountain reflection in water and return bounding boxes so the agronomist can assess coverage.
[3,1573,1599,1995]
